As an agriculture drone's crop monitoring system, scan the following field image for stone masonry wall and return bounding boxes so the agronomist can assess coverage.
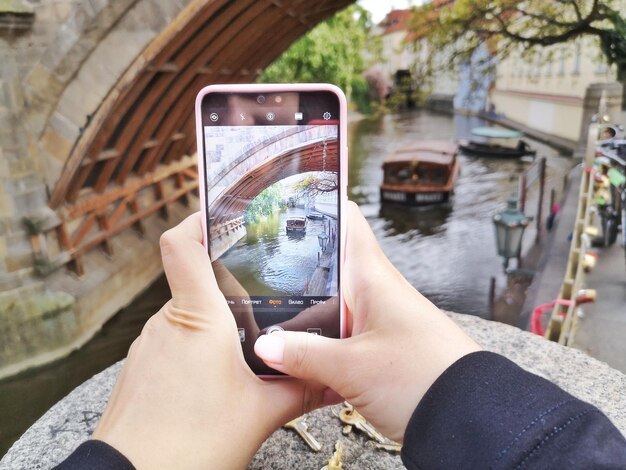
[0,0,194,378]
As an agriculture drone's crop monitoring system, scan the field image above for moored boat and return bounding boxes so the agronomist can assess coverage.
[306,211,325,220]
[459,127,536,158]
[286,216,307,233]
[380,141,459,206]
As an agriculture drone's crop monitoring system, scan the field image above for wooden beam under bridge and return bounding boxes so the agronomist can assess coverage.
[48,156,198,276]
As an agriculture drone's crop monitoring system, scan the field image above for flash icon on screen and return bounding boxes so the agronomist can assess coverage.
[294,112,303,121]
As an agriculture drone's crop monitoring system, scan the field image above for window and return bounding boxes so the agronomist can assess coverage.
[572,40,581,76]
[595,58,609,75]
[558,48,566,76]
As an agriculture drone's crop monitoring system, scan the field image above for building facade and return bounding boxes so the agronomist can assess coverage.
[491,37,621,142]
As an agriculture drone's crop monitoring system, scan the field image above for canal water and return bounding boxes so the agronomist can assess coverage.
[220,207,331,296]
[349,112,572,316]
[0,110,574,456]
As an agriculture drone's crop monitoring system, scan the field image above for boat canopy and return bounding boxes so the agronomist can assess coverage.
[395,140,458,155]
[384,150,455,166]
[384,140,458,166]
[471,127,524,139]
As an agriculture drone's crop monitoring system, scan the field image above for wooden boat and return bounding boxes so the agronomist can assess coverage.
[306,211,325,220]
[459,127,536,158]
[380,141,459,206]
[286,216,307,233]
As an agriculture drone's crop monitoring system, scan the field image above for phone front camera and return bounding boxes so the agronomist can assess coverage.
[257,95,266,104]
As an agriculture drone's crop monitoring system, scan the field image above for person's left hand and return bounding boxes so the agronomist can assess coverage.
[93,213,333,469]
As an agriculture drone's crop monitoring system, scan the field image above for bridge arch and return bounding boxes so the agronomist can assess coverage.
[40,0,351,274]
[0,0,352,377]
[206,127,338,259]
[29,0,190,178]
[47,0,352,208]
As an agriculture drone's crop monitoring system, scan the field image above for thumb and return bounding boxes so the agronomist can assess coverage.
[160,212,226,314]
[254,331,345,388]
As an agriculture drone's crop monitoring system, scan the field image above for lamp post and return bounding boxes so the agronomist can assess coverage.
[493,196,531,271]
[318,232,329,254]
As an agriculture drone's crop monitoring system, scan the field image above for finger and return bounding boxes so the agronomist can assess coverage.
[343,202,405,327]
[254,331,347,392]
[160,212,225,313]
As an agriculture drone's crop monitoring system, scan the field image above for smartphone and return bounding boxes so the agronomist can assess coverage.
[195,84,347,376]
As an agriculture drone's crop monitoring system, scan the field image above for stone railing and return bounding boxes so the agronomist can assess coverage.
[2,313,625,469]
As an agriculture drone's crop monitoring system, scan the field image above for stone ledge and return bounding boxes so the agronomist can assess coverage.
[1,312,624,469]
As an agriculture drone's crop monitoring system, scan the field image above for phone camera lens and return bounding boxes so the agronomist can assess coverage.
[275,96,282,104]
[257,95,266,104]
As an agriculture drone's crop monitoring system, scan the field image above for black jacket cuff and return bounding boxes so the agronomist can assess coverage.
[53,439,135,470]
[401,351,626,469]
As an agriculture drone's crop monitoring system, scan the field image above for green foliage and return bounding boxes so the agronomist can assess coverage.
[22,216,46,235]
[600,9,626,78]
[413,0,626,74]
[244,184,283,224]
[33,255,60,277]
[259,5,373,112]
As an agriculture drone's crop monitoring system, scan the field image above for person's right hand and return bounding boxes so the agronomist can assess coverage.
[255,202,481,443]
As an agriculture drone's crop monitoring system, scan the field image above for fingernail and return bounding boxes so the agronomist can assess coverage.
[254,334,285,364]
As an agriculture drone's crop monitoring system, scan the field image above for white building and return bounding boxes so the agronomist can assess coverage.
[492,37,620,141]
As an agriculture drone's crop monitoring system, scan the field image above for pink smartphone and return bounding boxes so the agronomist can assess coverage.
[195,84,348,376]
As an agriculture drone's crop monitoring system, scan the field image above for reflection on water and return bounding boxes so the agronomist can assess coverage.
[379,204,452,237]
[219,207,331,296]
[0,110,574,456]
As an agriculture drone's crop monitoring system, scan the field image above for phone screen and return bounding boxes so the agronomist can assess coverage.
[199,89,342,375]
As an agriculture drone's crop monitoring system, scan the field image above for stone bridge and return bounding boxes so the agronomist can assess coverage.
[206,126,338,258]
[0,0,351,378]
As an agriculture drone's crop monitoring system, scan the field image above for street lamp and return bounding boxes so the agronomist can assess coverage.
[318,232,329,253]
[493,196,530,270]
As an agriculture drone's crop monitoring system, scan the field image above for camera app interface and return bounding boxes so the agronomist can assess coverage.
[201,91,340,373]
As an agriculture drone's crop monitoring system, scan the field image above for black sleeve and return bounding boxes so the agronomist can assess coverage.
[401,351,626,469]
[53,440,135,470]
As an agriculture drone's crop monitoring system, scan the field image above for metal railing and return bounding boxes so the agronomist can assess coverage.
[544,123,599,345]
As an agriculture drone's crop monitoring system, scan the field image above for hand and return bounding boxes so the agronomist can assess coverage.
[211,260,267,371]
[255,202,481,443]
[93,213,331,469]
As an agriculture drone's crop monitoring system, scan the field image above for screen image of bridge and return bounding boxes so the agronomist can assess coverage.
[203,124,339,299]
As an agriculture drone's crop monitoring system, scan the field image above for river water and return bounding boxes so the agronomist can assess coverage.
[0,110,573,456]
[349,112,572,315]
[220,207,332,296]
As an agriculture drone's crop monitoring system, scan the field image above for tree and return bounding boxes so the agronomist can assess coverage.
[244,184,283,224]
[259,5,374,111]
[412,0,626,87]
[292,173,338,199]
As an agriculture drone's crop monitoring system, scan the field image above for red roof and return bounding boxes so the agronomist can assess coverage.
[401,0,455,43]
[379,9,414,35]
